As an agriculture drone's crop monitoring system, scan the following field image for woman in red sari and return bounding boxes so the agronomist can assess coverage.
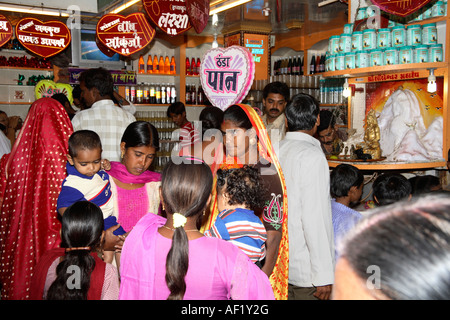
[0,97,73,300]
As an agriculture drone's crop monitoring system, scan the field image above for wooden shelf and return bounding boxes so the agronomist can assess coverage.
[328,160,447,170]
[322,62,448,78]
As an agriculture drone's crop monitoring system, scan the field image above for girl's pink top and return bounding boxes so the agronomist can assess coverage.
[119,213,275,300]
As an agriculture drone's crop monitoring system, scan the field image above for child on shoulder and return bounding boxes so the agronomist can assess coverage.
[57,130,125,265]
[205,165,267,265]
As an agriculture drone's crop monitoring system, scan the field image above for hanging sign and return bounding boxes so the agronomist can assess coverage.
[370,0,434,17]
[35,80,73,104]
[15,18,71,59]
[200,46,255,111]
[96,13,155,57]
[186,0,209,34]
[0,15,12,48]
[143,0,192,35]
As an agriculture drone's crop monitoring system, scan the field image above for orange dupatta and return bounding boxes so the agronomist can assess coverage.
[201,104,289,300]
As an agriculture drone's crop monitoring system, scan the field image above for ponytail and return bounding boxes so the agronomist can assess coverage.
[165,227,189,300]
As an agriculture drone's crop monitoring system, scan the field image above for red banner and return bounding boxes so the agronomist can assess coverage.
[370,0,434,17]
[186,0,209,34]
[15,18,71,59]
[143,0,192,35]
[0,15,12,48]
[96,13,155,57]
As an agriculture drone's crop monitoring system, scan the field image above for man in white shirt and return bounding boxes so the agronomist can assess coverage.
[261,81,289,143]
[71,68,136,162]
[278,93,335,300]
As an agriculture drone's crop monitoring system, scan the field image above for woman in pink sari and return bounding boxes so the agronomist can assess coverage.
[0,97,73,299]
[119,157,274,300]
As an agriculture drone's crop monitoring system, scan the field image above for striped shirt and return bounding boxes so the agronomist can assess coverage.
[205,208,267,263]
[179,121,200,148]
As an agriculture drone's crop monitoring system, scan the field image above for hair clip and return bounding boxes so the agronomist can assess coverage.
[173,213,187,229]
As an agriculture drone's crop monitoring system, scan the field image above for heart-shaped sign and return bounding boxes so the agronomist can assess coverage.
[0,15,12,48]
[200,46,255,111]
[16,18,71,59]
[96,13,155,57]
[186,0,210,34]
[35,80,73,104]
[370,0,433,17]
[143,0,192,36]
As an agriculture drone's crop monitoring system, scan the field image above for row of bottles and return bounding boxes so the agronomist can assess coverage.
[186,57,201,76]
[185,83,210,105]
[273,56,304,75]
[138,55,176,75]
[125,83,177,104]
[310,54,326,74]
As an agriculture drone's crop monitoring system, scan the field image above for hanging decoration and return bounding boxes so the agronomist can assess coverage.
[35,79,73,104]
[200,46,255,110]
[0,15,12,48]
[96,13,156,57]
[143,0,192,35]
[15,18,71,59]
[186,0,210,34]
[370,0,434,17]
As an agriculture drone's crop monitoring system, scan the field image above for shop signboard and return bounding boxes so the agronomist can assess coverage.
[96,13,155,57]
[69,68,137,85]
[370,0,433,17]
[200,46,255,110]
[15,18,71,59]
[0,15,12,48]
[186,0,209,34]
[143,0,192,35]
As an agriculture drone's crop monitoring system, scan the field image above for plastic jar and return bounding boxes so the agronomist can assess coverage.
[422,23,438,45]
[329,35,341,54]
[343,23,353,34]
[377,28,392,48]
[429,43,443,62]
[351,31,363,51]
[339,33,352,53]
[369,49,384,67]
[414,45,429,63]
[345,52,356,69]
[363,29,377,50]
[399,46,413,64]
[406,24,422,46]
[335,53,346,70]
[384,47,398,65]
[355,50,369,68]
[392,26,406,47]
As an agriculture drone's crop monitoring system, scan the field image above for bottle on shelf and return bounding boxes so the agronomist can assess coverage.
[147,55,153,74]
[196,58,201,76]
[316,55,321,73]
[136,83,143,104]
[186,57,191,76]
[143,83,149,104]
[197,82,204,105]
[125,86,131,102]
[300,56,304,75]
[170,56,176,75]
[310,55,316,75]
[155,84,161,104]
[138,55,145,74]
[166,84,171,104]
[159,56,165,75]
[164,56,170,74]
[161,84,166,104]
[153,55,159,74]
[171,85,177,103]
[149,83,156,104]
[185,84,191,104]
[287,56,292,75]
[130,85,136,104]
[191,57,196,76]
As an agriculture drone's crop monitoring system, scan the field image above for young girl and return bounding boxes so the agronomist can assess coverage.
[119,157,274,300]
[204,165,268,265]
[30,201,120,300]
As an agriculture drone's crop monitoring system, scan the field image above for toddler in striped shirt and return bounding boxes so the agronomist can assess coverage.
[205,165,268,265]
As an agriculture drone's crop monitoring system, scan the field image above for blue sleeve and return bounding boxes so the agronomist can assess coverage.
[57,185,87,210]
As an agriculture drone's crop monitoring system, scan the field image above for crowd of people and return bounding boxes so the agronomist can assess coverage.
[0,67,449,301]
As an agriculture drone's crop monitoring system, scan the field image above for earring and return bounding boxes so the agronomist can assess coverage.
[121,151,124,159]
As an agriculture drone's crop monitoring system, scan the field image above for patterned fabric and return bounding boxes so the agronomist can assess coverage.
[0,98,73,300]
[71,99,136,162]
[200,104,289,300]
[179,121,200,148]
[205,208,267,263]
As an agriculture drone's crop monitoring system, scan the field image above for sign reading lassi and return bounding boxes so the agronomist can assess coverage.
[201,46,255,110]
[143,0,192,35]
[16,18,71,59]
[96,13,155,56]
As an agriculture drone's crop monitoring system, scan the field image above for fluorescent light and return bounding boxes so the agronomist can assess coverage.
[0,4,69,17]
[110,0,140,14]
[210,0,252,15]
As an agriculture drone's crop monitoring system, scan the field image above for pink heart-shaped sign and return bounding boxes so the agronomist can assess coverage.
[96,13,155,57]
[143,0,192,35]
[186,0,210,34]
[200,46,255,111]
[16,18,71,59]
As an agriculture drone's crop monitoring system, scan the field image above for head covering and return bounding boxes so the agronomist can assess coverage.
[108,161,161,184]
[201,103,289,300]
[0,97,73,299]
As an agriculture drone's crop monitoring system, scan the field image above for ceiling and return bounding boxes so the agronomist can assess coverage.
[0,0,349,38]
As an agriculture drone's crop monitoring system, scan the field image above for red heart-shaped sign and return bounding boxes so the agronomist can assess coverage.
[143,0,192,36]
[370,0,433,17]
[96,13,155,57]
[16,18,71,59]
[0,15,12,48]
[186,0,210,34]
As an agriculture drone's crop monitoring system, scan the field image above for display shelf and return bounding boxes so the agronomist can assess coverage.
[322,62,448,78]
[328,160,447,170]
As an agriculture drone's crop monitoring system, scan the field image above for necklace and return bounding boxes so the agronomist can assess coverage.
[161,225,199,232]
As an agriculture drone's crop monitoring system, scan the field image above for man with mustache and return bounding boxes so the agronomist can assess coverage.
[261,81,289,143]
[317,110,348,156]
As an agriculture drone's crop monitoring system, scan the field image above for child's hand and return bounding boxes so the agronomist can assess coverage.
[101,159,111,171]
